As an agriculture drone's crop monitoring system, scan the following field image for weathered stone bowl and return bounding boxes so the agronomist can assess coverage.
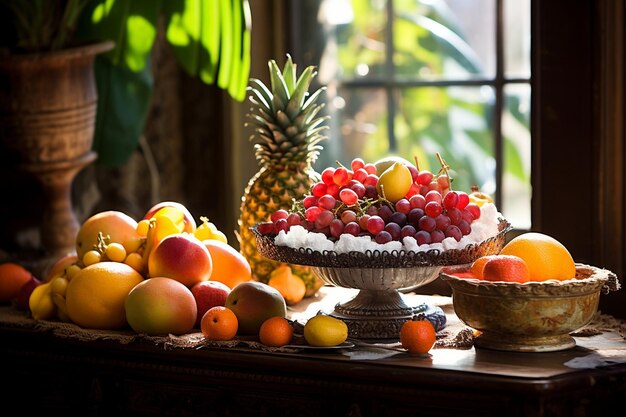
[439,264,619,352]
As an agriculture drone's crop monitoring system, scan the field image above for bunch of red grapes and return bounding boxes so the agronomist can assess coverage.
[257,157,482,245]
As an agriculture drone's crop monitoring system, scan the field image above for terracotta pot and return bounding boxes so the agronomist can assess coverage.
[0,41,114,258]
[0,41,113,163]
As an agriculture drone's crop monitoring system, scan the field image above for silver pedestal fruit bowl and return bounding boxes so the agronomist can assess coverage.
[252,219,511,341]
[439,263,620,352]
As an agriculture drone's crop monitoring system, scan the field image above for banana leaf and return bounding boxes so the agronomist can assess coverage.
[76,0,251,168]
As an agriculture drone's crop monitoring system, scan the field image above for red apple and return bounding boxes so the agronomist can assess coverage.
[191,280,231,326]
[144,201,197,234]
[16,276,43,310]
[148,233,213,287]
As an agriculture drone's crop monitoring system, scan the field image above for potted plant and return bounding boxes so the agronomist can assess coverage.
[0,0,251,260]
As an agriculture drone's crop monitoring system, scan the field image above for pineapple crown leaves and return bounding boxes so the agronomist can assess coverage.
[245,54,329,166]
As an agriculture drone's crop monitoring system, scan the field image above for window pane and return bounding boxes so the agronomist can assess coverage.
[315,0,388,82]
[395,86,495,194]
[315,87,389,169]
[295,0,531,230]
[504,0,531,78]
[316,85,497,196]
[501,83,531,228]
[394,0,496,80]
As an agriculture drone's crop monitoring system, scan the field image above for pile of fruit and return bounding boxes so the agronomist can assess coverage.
[20,202,254,331]
[0,201,361,350]
[450,232,577,283]
[256,154,500,254]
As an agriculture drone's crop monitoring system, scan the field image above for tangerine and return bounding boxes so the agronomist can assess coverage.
[259,316,294,347]
[482,255,530,283]
[0,262,33,302]
[65,262,144,330]
[201,306,239,341]
[400,319,437,355]
[469,255,500,279]
[499,232,576,281]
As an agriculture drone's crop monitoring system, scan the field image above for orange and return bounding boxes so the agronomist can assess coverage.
[499,232,576,281]
[0,262,33,302]
[267,264,306,305]
[202,240,252,289]
[259,316,294,347]
[482,255,530,283]
[201,306,238,341]
[469,255,500,279]
[65,262,144,330]
[400,319,437,355]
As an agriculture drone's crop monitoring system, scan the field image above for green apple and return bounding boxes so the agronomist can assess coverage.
[225,281,286,335]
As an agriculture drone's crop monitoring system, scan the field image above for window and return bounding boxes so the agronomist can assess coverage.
[291,0,531,229]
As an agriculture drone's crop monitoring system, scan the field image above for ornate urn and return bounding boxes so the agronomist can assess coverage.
[0,41,114,259]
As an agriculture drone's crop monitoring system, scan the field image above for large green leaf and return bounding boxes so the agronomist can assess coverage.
[91,55,153,168]
[164,0,218,84]
[78,0,161,71]
[164,0,251,101]
[75,0,252,167]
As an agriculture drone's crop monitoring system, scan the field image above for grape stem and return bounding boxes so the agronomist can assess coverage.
[95,232,111,254]
[414,155,420,171]
[436,152,453,190]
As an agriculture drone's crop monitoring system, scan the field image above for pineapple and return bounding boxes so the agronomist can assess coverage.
[238,55,328,296]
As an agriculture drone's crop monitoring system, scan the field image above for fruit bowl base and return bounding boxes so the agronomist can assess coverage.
[324,288,446,341]
[309,264,447,341]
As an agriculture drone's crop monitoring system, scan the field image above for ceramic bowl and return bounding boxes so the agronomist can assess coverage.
[439,264,618,352]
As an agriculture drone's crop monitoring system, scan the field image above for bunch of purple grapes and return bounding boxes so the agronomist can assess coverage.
[257,157,482,245]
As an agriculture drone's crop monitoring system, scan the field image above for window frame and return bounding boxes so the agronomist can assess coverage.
[262,0,625,316]
[289,0,531,223]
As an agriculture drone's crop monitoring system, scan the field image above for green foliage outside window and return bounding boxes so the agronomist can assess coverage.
[309,0,529,199]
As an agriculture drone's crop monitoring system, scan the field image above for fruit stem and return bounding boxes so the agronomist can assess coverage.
[413,155,420,171]
[436,152,453,189]
[378,183,387,201]
[95,232,110,254]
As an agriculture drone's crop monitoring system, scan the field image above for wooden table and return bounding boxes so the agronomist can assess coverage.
[1,287,625,417]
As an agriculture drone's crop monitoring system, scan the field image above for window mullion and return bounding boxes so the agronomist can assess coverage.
[494,0,505,209]
[387,0,396,151]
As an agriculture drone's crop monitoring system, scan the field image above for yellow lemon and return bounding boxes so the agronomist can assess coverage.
[376,162,413,203]
[303,315,348,347]
[469,190,494,207]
